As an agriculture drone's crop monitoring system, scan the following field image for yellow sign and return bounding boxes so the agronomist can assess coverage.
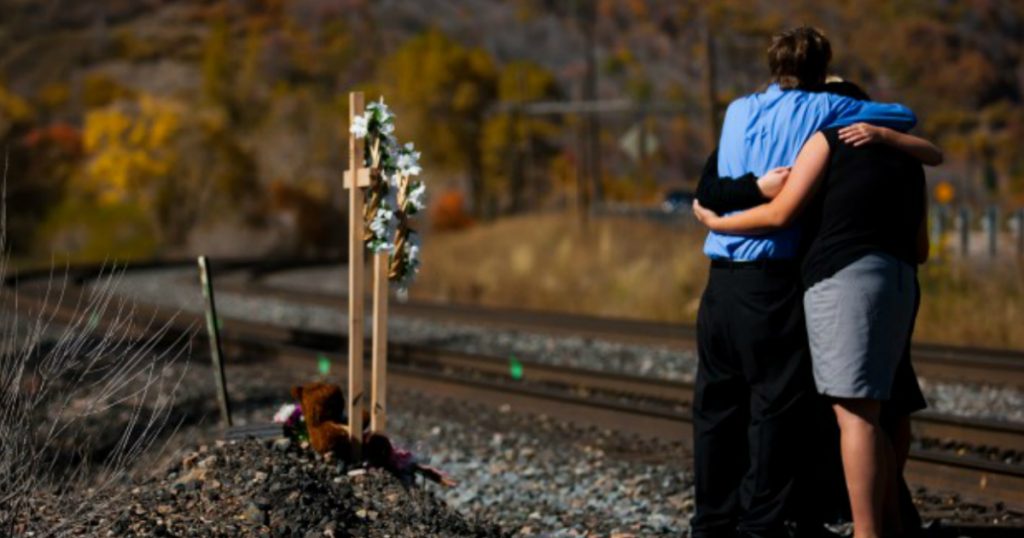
[935,181,955,204]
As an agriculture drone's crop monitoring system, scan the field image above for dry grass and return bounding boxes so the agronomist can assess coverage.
[0,264,191,536]
[414,213,709,322]
[915,261,1024,349]
[412,212,1024,350]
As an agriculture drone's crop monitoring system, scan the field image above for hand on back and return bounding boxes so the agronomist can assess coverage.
[838,122,891,147]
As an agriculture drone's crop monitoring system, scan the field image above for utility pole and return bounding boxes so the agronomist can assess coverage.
[704,8,720,146]
[582,1,601,204]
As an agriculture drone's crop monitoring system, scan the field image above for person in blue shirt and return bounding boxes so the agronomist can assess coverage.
[690,27,919,538]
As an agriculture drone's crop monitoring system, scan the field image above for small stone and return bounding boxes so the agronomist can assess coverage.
[242,503,266,525]
[181,453,199,470]
[273,438,291,452]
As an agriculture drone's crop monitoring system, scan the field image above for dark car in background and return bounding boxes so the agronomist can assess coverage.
[661,190,695,213]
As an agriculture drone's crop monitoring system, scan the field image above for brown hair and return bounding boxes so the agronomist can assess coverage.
[768,27,832,90]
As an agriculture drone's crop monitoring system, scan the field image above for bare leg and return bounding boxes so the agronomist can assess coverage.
[832,399,886,538]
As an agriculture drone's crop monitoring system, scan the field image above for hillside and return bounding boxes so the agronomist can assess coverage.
[0,0,1021,261]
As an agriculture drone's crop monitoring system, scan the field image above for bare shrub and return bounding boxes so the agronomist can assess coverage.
[0,155,193,536]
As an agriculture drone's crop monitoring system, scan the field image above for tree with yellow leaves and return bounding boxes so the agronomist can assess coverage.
[83,94,181,207]
[377,30,497,217]
[81,93,257,246]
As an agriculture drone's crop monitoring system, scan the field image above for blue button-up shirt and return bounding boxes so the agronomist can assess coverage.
[704,84,918,260]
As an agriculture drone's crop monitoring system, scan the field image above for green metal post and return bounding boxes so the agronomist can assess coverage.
[198,256,233,427]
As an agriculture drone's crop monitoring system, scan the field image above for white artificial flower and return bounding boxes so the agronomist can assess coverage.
[371,239,394,252]
[401,142,420,159]
[406,182,426,211]
[369,209,393,238]
[397,151,422,177]
[380,121,395,136]
[350,114,368,138]
[397,143,422,174]
[407,243,420,266]
[385,171,401,189]
[404,234,421,270]
[273,403,297,424]
[367,98,393,123]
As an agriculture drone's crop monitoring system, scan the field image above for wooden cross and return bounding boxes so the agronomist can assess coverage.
[343,91,390,460]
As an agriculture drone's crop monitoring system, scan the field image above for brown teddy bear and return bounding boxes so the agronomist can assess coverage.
[290,382,368,460]
[289,381,455,486]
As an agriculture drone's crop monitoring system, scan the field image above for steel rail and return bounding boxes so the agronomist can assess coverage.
[221,274,1024,387]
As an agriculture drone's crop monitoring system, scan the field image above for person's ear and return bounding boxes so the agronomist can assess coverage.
[290,385,303,401]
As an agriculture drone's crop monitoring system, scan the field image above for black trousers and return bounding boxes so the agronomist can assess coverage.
[691,263,815,538]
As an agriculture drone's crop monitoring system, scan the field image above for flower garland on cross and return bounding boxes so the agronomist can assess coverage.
[349,98,426,294]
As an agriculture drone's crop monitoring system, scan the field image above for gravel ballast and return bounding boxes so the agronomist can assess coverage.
[5,333,1022,536]
[21,438,505,537]
[94,266,1024,424]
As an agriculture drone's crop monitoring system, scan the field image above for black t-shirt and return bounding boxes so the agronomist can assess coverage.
[800,128,925,289]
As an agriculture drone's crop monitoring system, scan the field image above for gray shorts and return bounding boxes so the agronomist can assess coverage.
[803,252,917,400]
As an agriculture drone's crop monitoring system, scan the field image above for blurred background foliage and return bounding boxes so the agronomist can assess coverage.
[0,0,1021,263]
[1,0,1022,346]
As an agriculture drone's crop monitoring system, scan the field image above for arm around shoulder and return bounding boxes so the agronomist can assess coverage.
[826,94,917,132]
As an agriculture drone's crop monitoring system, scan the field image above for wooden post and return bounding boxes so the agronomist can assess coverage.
[344,91,369,459]
[370,252,388,432]
[197,256,232,427]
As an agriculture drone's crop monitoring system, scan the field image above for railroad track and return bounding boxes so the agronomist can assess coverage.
[216,267,1024,388]
[6,259,1024,512]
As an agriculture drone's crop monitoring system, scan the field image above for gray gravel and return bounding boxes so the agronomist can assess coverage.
[148,357,700,535]
[92,266,1024,426]
[389,396,694,536]
[7,291,1022,535]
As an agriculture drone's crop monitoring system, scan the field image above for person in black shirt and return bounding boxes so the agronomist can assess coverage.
[692,82,941,538]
